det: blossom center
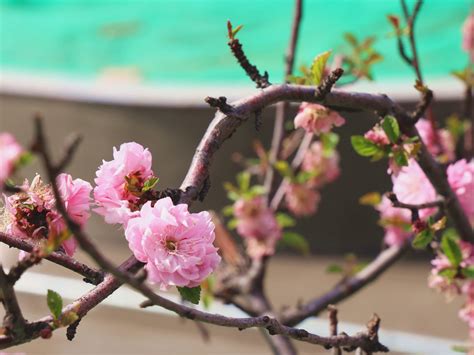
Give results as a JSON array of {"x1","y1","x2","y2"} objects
[{"x1": 165, "y1": 238, "x2": 178, "y2": 252}]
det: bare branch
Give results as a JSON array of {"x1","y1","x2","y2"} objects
[{"x1": 0, "y1": 265, "x2": 26, "y2": 338}]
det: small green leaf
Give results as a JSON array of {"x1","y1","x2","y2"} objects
[
  {"x1": 438, "y1": 267, "x2": 457, "y2": 279},
  {"x1": 393, "y1": 148, "x2": 409, "y2": 167},
  {"x1": 381, "y1": 116, "x2": 400, "y2": 143},
  {"x1": 61, "y1": 311, "x2": 79, "y2": 326},
  {"x1": 281, "y1": 232, "x2": 310, "y2": 255},
  {"x1": 47, "y1": 289, "x2": 63, "y2": 320},
  {"x1": 310, "y1": 50, "x2": 331, "y2": 85},
  {"x1": 227, "y1": 218, "x2": 238, "y2": 230},
  {"x1": 462, "y1": 266, "x2": 474, "y2": 279},
  {"x1": 236, "y1": 171, "x2": 251, "y2": 192},
  {"x1": 276, "y1": 213, "x2": 296, "y2": 228},
  {"x1": 412, "y1": 229, "x2": 433, "y2": 249},
  {"x1": 452, "y1": 344, "x2": 469, "y2": 353},
  {"x1": 359, "y1": 192, "x2": 382, "y2": 206},
  {"x1": 441, "y1": 234, "x2": 463, "y2": 267},
  {"x1": 222, "y1": 205, "x2": 234, "y2": 217},
  {"x1": 15, "y1": 151, "x2": 34, "y2": 169},
  {"x1": 249, "y1": 185, "x2": 266, "y2": 196},
  {"x1": 350, "y1": 136, "x2": 381, "y2": 157},
  {"x1": 295, "y1": 170, "x2": 318, "y2": 184},
  {"x1": 326, "y1": 264, "x2": 343, "y2": 273},
  {"x1": 177, "y1": 286, "x2": 201, "y2": 305},
  {"x1": 274, "y1": 160, "x2": 293, "y2": 179},
  {"x1": 142, "y1": 177, "x2": 159, "y2": 192},
  {"x1": 232, "y1": 24, "x2": 243, "y2": 38},
  {"x1": 320, "y1": 132, "x2": 339, "y2": 154}
]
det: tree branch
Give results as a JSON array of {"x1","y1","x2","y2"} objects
[{"x1": 0, "y1": 232, "x2": 104, "y2": 285}]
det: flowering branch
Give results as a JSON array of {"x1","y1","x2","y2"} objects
[{"x1": 386, "y1": 192, "x2": 445, "y2": 211}]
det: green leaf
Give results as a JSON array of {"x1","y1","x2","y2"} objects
[
  {"x1": 15, "y1": 151, "x2": 34, "y2": 169},
  {"x1": 142, "y1": 177, "x2": 159, "y2": 192},
  {"x1": 326, "y1": 264, "x2": 343, "y2": 273},
  {"x1": 276, "y1": 213, "x2": 296, "y2": 228},
  {"x1": 47, "y1": 289, "x2": 63, "y2": 320},
  {"x1": 232, "y1": 24, "x2": 243, "y2": 38},
  {"x1": 222, "y1": 205, "x2": 234, "y2": 217},
  {"x1": 359, "y1": 192, "x2": 382, "y2": 206},
  {"x1": 295, "y1": 170, "x2": 317, "y2": 184},
  {"x1": 452, "y1": 344, "x2": 469, "y2": 353},
  {"x1": 321, "y1": 132, "x2": 339, "y2": 155},
  {"x1": 350, "y1": 136, "x2": 381, "y2": 157},
  {"x1": 280, "y1": 232, "x2": 310, "y2": 255},
  {"x1": 61, "y1": 311, "x2": 79, "y2": 326},
  {"x1": 393, "y1": 148, "x2": 409, "y2": 167},
  {"x1": 274, "y1": 160, "x2": 293, "y2": 179},
  {"x1": 249, "y1": 185, "x2": 267, "y2": 196},
  {"x1": 310, "y1": 50, "x2": 331, "y2": 85},
  {"x1": 462, "y1": 266, "x2": 474, "y2": 279},
  {"x1": 177, "y1": 286, "x2": 201, "y2": 305},
  {"x1": 381, "y1": 116, "x2": 400, "y2": 143},
  {"x1": 438, "y1": 267, "x2": 457, "y2": 279},
  {"x1": 236, "y1": 171, "x2": 251, "y2": 192},
  {"x1": 441, "y1": 234, "x2": 463, "y2": 267},
  {"x1": 411, "y1": 229, "x2": 433, "y2": 249},
  {"x1": 227, "y1": 218, "x2": 238, "y2": 230}
]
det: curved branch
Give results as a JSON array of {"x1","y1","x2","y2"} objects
[{"x1": 281, "y1": 242, "x2": 409, "y2": 327}]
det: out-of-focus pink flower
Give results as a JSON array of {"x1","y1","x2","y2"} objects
[
  {"x1": 94, "y1": 142, "x2": 155, "y2": 226},
  {"x1": 392, "y1": 159, "x2": 437, "y2": 219},
  {"x1": 3, "y1": 174, "x2": 91, "y2": 256},
  {"x1": 0, "y1": 133, "x2": 23, "y2": 187},
  {"x1": 301, "y1": 142, "x2": 340, "y2": 188},
  {"x1": 233, "y1": 196, "x2": 281, "y2": 258},
  {"x1": 364, "y1": 125, "x2": 390, "y2": 146},
  {"x1": 463, "y1": 12, "x2": 474, "y2": 61},
  {"x1": 284, "y1": 183, "x2": 320, "y2": 217},
  {"x1": 125, "y1": 198, "x2": 220, "y2": 290},
  {"x1": 447, "y1": 159, "x2": 474, "y2": 224},
  {"x1": 416, "y1": 119, "x2": 455, "y2": 161},
  {"x1": 294, "y1": 103, "x2": 345, "y2": 135},
  {"x1": 376, "y1": 196, "x2": 411, "y2": 246}
]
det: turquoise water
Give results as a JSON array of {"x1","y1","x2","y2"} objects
[{"x1": 0, "y1": 0, "x2": 471, "y2": 85}]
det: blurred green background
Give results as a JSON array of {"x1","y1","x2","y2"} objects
[{"x1": 0, "y1": 0, "x2": 470, "y2": 85}]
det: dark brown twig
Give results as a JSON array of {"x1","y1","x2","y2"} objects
[{"x1": 227, "y1": 21, "x2": 271, "y2": 89}]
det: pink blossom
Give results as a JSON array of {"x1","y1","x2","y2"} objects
[
  {"x1": 233, "y1": 196, "x2": 281, "y2": 258},
  {"x1": 463, "y1": 12, "x2": 474, "y2": 61},
  {"x1": 364, "y1": 125, "x2": 390, "y2": 146},
  {"x1": 2, "y1": 174, "x2": 91, "y2": 256},
  {"x1": 294, "y1": 103, "x2": 345, "y2": 135},
  {"x1": 301, "y1": 142, "x2": 340, "y2": 188},
  {"x1": 125, "y1": 198, "x2": 220, "y2": 290},
  {"x1": 392, "y1": 159, "x2": 437, "y2": 219},
  {"x1": 94, "y1": 142, "x2": 155, "y2": 226},
  {"x1": 416, "y1": 119, "x2": 455, "y2": 161},
  {"x1": 0, "y1": 133, "x2": 23, "y2": 187},
  {"x1": 447, "y1": 159, "x2": 474, "y2": 224},
  {"x1": 284, "y1": 183, "x2": 320, "y2": 217}
]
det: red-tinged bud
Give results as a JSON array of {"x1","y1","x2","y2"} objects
[
  {"x1": 387, "y1": 15, "x2": 400, "y2": 29},
  {"x1": 412, "y1": 219, "x2": 428, "y2": 234},
  {"x1": 40, "y1": 326, "x2": 53, "y2": 339}
]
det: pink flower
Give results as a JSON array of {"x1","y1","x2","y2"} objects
[
  {"x1": 2, "y1": 174, "x2": 91, "y2": 256},
  {"x1": 447, "y1": 159, "x2": 474, "y2": 224},
  {"x1": 301, "y1": 142, "x2": 340, "y2": 188},
  {"x1": 416, "y1": 119, "x2": 455, "y2": 161},
  {"x1": 233, "y1": 196, "x2": 281, "y2": 258},
  {"x1": 463, "y1": 12, "x2": 474, "y2": 62},
  {"x1": 284, "y1": 183, "x2": 320, "y2": 217},
  {"x1": 125, "y1": 198, "x2": 220, "y2": 290},
  {"x1": 392, "y1": 159, "x2": 437, "y2": 219},
  {"x1": 0, "y1": 133, "x2": 23, "y2": 187},
  {"x1": 364, "y1": 125, "x2": 390, "y2": 146},
  {"x1": 294, "y1": 103, "x2": 345, "y2": 135},
  {"x1": 94, "y1": 142, "x2": 155, "y2": 226}
]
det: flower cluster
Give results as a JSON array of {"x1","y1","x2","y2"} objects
[
  {"x1": 294, "y1": 103, "x2": 345, "y2": 135},
  {"x1": 125, "y1": 198, "x2": 220, "y2": 290},
  {"x1": 94, "y1": 142, "x2": 220, "y2": 290},
  {"x1": 0, "y1": 133, "x2": 23, "y2": 187},
  {"x1": 428, "y1": 237, "x2": 474, "y2": 339},
  {"x1": 284, "y1": 140, "x2": 341, "y2": 217},
  {"x1": 447, "y1": 159, "x2": 474, "y2": 224},
  {"x1": 2, "y1": 174, "x2": 92, "y2": 256},
  {"x1": 233, "y1": 196, "x2": 281, "y2": 259}
]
